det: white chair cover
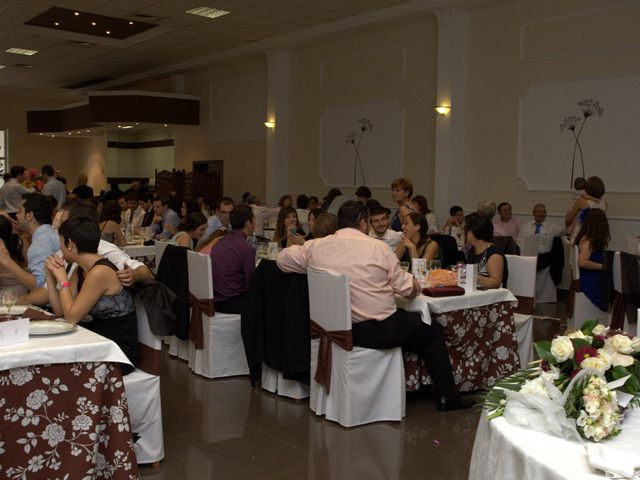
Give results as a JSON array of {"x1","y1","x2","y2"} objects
[
  {"x1": 261, "y1": 362, "x2": 309, "y2": 400},
  {"x1": 505, "y1": 255, "x2": 535, "y2": 367},
  {"x1": 123, "y1": 298, "x2": 164, "y2": 464},
  {"x1": 522, "y1": 235, "x2": 540, "y2": 257},
  {"x1": 307, "y1": 268, "x2": 405, "y2": 427},
  {"x1": 535, "y1": 266, "x2": 557, "y2": 303},
  {"x1": 570, "y1": 246, "x2": 609, "y2": 329},
  {"x1": 626, "y1": 236, "x2": 640, "y2": 255},
  {"x1": 186, "y1": 250, "x2": 249, "y2": 378},
  {"x1": 153, "y1": 241, "x2": 168, "y2": 275}
]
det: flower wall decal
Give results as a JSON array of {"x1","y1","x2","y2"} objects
[
  {"x1": 560, "y1": 99, "x2": 604, "y2": 188},
  {"x1": 345, "y1": 117, "x2": 373, "y2": 185}
]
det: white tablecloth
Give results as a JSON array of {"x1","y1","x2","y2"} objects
[
  {"x1": 0, "y1": 325, "x2": 132, "y2": 371},
  {"x1": 469, "y1": 408, "x2": 640, "y2": 480},
  {"x1": 398, "y1": 288, "x2": 517, "y2": 325}
]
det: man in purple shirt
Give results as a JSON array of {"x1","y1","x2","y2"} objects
[{"x1": 210, "y1": 204, "x2": 256, "y2": 313}]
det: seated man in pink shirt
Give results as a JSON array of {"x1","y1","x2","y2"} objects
[
  {"x1": 276, "y1": 201, "x2": 474, "y2": 411},
  {"x1": 493, "y1": 201, "x2": 521, "y2": 238}
]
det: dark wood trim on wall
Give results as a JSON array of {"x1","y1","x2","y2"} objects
[{"x1": 107, "y1": 139, "x2": 174, "y2": 149}]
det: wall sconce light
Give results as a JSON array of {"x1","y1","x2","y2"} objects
[
  {"x1": 434, "y1": 106, "x2": 451, "y2": 116},
  {"x1": 264, "y1": 121, "x2": 275, "y2": 128}
]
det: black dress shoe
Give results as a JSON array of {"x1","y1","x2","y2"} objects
[{"x1": 437, "y1": 396, "x2": 476, "y2": 412}]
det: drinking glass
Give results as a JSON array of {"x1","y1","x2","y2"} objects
[
  {"x1": 256, "y1": 244, "x2": 268, "y2": 259},
  {"x1": 3, "y1": 290, "x2": 17, "y2": 318}
]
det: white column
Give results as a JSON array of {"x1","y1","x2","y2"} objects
[
  {"x1": 434, "y1": 9, "x2": 469, "y2": 221},
  {"x1": 265, "y1": 49, "x2": 291, "y2": 206}
]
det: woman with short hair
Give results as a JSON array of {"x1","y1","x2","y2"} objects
[
  {"x1": 464, "y1": 213, "x2": 507, "y2": 288},
  {"x1": 390, "y1": 177, "x2": 415, "y2": 231}
]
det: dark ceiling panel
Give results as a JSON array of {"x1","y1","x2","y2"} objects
[{"x1": 25, "y1": 7, "x2": 156, "y2": 40}]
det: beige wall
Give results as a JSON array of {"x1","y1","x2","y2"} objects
[
  {"x1": 288, "y1": 17, "x2": 438, "y2": 206},
  {"x1": 0, "y1": 94, "x2": 87, "y2": 183},
  {"x1": 464, "y1": 0, "x2": 640, "y2": 219}
]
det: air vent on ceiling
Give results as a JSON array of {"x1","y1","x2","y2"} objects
[
  {"x1": 67, "y1": 40, "x2": 93, "y2": 47},
  {"x1": 63, "y1": 77, "x2": 111, "y2": 89}
]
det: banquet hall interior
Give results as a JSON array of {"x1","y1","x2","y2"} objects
[{"x1": 1, "y1": 0, "x2": 640, "y2": 479}]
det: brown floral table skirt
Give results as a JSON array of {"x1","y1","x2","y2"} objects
[
  {"x1": 0, "y1": 362, "x2": 139, "y2": 479},
  {"x1": 404, "y1": 301, "x2": 520, "y2": 392}
]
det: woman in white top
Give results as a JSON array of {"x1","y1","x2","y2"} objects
[{"x1": 566, "y1": 176, "x2": 607, "y2": 244}]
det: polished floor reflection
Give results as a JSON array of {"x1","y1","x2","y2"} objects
[{"x1": 140, "y1": 349, "x2": 483, "y2": 480}]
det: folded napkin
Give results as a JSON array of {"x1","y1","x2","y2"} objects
[
  {"x1": 586, "y1": 443, "x2": 640, "y2": 479},
  {"x1": 22, "y1": 308, "x2": 55, "y2": 320},
  {"x1": 422, "y1": 286, "x2": 465, "y2": 297}
]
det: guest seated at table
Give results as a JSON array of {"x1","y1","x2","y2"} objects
[
  {"x1": 516, "y1": 203, "x2": 563, "y2": 254},
  {"x1": 575, "y1": 209, "x2": 610, "y2": 312},
  {"x1": 273, "y1": 206, "x2": 306, "y2": 248},
  {"x1": 390, "y1": 178, "x2": 415, "y2": 231},
  {"x1": 308, "y1": 196, "x2": 319, "y2": 210},
  {"x1": 477, "y1": 200, "x2": 497, "y2": 219},
  {"x1": 566, "y1": 175, "x2": 607, "y2": 244},
  {"x1": 310, "y1": 212, "x2": 338, "y2": 239},
  {"x1": 123, "y1": 192, "x2": 144, "y2": 231},
  {"x1": 369, "y1": 206, "x2": 401, "y2": 251},
  {"x1": 0, "y1": 193, "x2": 59, "y2": 290},
  {"x1": 355, "y1": 185, "x2": 372, "y2": 204},
  {"x1": 200, "y1": 197, "x2": 234, "y2": 247},
  {"x1": 0, "y1": 216, "x2": 27, "y2": 297},
  {"x1": 99, "y1": 200, "x2": 127, "y2": 247},
  {"x1": 18, "y1": 199, "x2": 153, "y2": 306},
  {"x1": 396, "y1": 213, "x2": 441, "y2": 264},
  {"x1": 139, "y1": 193, "x2": 155, "y2": 228},
  {"x1": 465, "y1": 213, "x2": 508, "y2": 288},
  {"x1": 44, "y1": 216, "x2": 138, "y2": 374},
  {"x1": 277, "y1": 200, "x2": 474, "y2": 411},
  {"x1": 442, "y1": 205, "x2": 465, "y2": 234},
  {"x1": 305, "y1": 208, "x2": 324, "y2": 241},
  {"x1": 278, "y1": 194, "x2": 293, "y2": 208},
  {"x1": 412, "y1": 195, "x2": 440, "y2": 233},
  {"x1": 169, "y1": 211, "x2": 208, "y2": 249},
  {"x1": 150, "y1": 195, "x2": 180, "y2": 240},
  {"x1": 493, "y1": 202, "x2": 521, "y2": 238},
  {"x1": 210, "y1": 204, "x2": 256, "y2": 314}
]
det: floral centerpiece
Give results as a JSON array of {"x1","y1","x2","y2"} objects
[{"x1": 485, "y1": 320, "x2": 640, "y2": 442}]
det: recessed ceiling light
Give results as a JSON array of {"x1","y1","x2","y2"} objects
[
  {"x1": 185, "y1": 6, "x2": 230, "y2": 19},
  {"x1": 74, "y1": 12, "x2": 79, "y2": 16},
  {"x1": 39, "y1": 133, "x2": 43, "y2": 136},
  {"x1": 54, "y1": 22, "x2": 60, "y2": 26},
  {"x1": 105, "y1": 30, "x2": 111, "y2": 35},
  {"x1": 0, "y1": 65, "x2": 5, "y2": 70},
  {"x1": 6, "y1": 47, "x2": 38, "y2": 56},
  {"x1": 121, "y1": 125, "x2": 134, "y2": 129},
  {"x1": 67, "y1": 132, "x2": 71, "y2": 135},
  {"x1": 85, "y1": 129, "x2": 90, "y2": 132},
  {"x1": 51, "y1": 134, "x2": 55, "y2": 138},
  {"x1": 163, "y1": 124, "x2": 168, "y2": 127},
  {"x1": 91, "y1": 22, "x2": 96, "y2": 26},
  {"x1": 129, "y1": 21, "x2": 134, "y2": 25}
]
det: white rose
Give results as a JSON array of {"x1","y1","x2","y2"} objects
[
  {"x1": 592, "y1": 324, "x2": 609, "y2": 336},
  {"x1": 597, "y1": 350, "x2": 611, "y2": 371},
  {"x1": 631, "y1": 337, "x2": 640, "y2": 353},
  {"x1": 551, "y1": 337, "x2": 574, "y2": 362},
  {"x1": 606, "y1": 335, "x2": 634, "y2": 354},
  {"x1": 581, "y1": 356, "x2": 608, "y2": 372}
]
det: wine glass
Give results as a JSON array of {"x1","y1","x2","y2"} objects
[{"x1": 3, "y1": 290, "x2": 17, "y2": 318}]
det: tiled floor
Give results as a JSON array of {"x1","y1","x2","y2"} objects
[{"x1": 139, "y1": 349, "x2": 484, "y2": 480}]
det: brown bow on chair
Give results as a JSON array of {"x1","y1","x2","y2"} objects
[
  {"x1": 188, "y1": 293, "x2": 215, "y2": 349},
  {"x1": 310, "y1": 320, "x2": 353, "y2": 395},
  {"x1": 565, "y1": 279, "x2": 581, "y2": 318}
]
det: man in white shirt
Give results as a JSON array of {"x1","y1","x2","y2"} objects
[
  {"x1": 516, "y1": 203, "x2": 563, "y2": 254},
  {"x1": 248, "y1": 194, "x2": 278, "y2": 238},
  {"x1": 517, "y1": 203, "x2": 564, "y2": 303},
  {"x1": 369, "y1": 206, "x2": 401, "y2": 251},
  {"x1": 0, "y1": 165, "x2": 29, "y2": 215},
  {"x1": 41, "y1": 164, "x2": 66, "y2": 210}
]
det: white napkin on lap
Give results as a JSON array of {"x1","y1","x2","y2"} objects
[{"x1": 586, "y1": 443, "x2": 640, "y2": 479}]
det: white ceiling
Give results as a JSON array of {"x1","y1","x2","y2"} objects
[{"x1": 0, "y1": 0, "x2": 419, "y2": 94}]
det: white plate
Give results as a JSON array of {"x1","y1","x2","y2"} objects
[{"x1": 29, "y1": 320, "x2": 77, "y2": 336}]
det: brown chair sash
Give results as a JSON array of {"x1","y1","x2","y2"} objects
[
  {"x1": 188, "y1": 293, "x2": 215, "y2": 350},
  {"x1": 565, "y1": 278, "x2": 581, "y2": 318},
  {"x1": 138, "y1": 343, "x2": 161, "y2": 375},
  {"x1": 610, "y1": 290, "x2": 626, "y2": 331},
  {"x1": 514, "y1": 295, "x2": 534, "y2": 315},
  {"x1": 310, "y1": 319, "x2": 353, "y2": 395}
]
